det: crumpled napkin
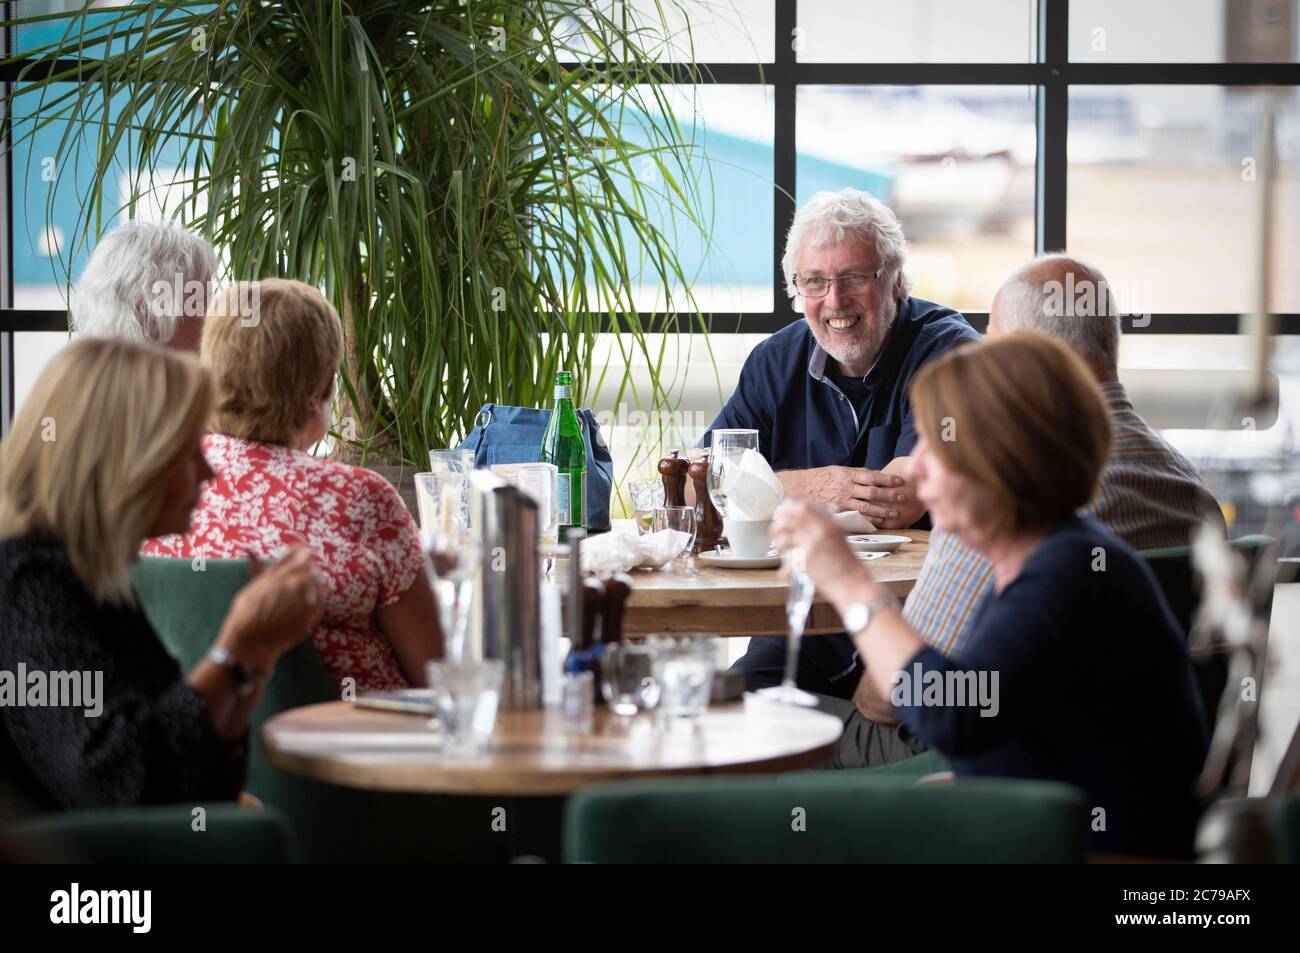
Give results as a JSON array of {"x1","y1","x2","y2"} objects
[
  {"x1": 721, "y1": 448, "x2": 784, "y2": 521},
  {"x1": 832, "y1": 510, "x2": 878, "y2": 533},
  {"x1": 580, "y1": 528, "x2": 692, "y2": 573}
]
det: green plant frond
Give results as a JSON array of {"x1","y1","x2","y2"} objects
[{"x1": 3, "y1": 0, "x2": 715, "y2": 465}]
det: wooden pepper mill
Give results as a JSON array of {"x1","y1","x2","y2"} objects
[
  {"x1": 689, "y1": 451, "x2": 724, "y2": 554},
  {"x1": 657, "y1": 450, "x2": 689, "y2": 507}
]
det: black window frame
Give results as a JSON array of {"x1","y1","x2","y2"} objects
[{"x1": 1, "y1": 0, "x2": 1299, "y2": 433}]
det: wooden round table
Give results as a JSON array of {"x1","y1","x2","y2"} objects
[
  {"x1": 622, "y1": 528, "x2": 929, "y2": 636},
  {"x1": 262, "y1": 700, "x2": 844, "y2": 797}
]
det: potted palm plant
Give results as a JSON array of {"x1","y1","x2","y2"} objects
[{"x1": 3, "y1": 1, "x2": 709, "y2": 489}]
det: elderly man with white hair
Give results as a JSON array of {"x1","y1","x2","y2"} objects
[
  {"x1": 823, "y1": 252, "x2": 1226, "y2": 769},
  {"x1": 71, "y1": 220, "x2": 218, "y2": 351},
  {"x1": 701, "y1": 188, "x2": 978, "y2": 698}
]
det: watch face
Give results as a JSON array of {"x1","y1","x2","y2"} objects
[{"x1": 843, "y1": 604, "x2": 868, "y2": 634}]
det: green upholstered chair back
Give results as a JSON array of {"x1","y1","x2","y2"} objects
[
  {"x1": 0, "y1": 803, "x2": 296, "y2": 863},
  {"x1": 564, "y1": 774, "x2": 1087, "y2": 864},
  {"x1": 129, "y1": 556, "x2": 511, "y2": 862},
  {"x1": 130, "y1": 556, "x2": 338, "y2": 799}
]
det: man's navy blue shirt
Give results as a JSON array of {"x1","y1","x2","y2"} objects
[{"x1": 702, "y1": 296, "x2": 978, "y2": 471}]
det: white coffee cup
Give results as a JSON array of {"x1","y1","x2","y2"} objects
[{"x1": 724, "y1": 518, "x2": 773, "y2": 558}]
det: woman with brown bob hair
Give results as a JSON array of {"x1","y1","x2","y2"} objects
[
  {"x1": 773, "y1": 332, "x2": 1209, "y2": 858},
  {"x1": 142, "y1": 278, "x2": 441, "y2": 693}
]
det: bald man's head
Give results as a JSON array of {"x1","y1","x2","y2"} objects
[{"x1": 988, "y1": 253, "x2": 1120, "y2": 381}]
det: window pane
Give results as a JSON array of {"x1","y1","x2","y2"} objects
[
  {"x1": 1119, "y1": 334, "x2": 1300, "y2": 545},
  {"x1": 796, "y1": 86, "x2": 1037, "y2": 312},
  {"x1": 10, "y1": 79, "x2": 206, "y2": 311},
  {"x1": 595, "y1": 85, "x2": 774, "y2": 313},
  {"x1": 797, "y1": 0, "x2": 1035, "y2": 63},
  {"x1": 12, "y1": 333, "x2": 70, "y2": 419},
  {"x1": 1067, "y1": 86, "x2": 1299, "y2": 313},
  {"x1": 1071, "y1": 0, "x2": 1299, "y2": 63},
  {"x1": 556, "y1": 0, "x2": 775, "y2": 62}
]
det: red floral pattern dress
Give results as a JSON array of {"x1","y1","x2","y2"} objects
[{"x1": 142, "y1": 433, "x2": 423, "y2": 694}]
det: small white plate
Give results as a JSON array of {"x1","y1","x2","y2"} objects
[
  {"x1": 855, "y1": 551, "x2": 890, "y2": 561},
  {"x1": 847, "y1": 534, "x2": 911, "y2": 554},
  {"x1": 698, "y1": 548, "x2": 781, "y2": 570}
]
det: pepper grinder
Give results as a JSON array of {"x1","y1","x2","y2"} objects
[
  {"x1": 657, "y1": 450, "x2": 689, "y2": 508},
  {"x1": 688, "y1": 452, "x2": 724, "y2": 554},
  {"x1": 600, "y1": 572, "x2": 634, "y2": 646}
]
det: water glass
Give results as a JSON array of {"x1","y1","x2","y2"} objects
[
  {"x1": 426, "y1": 659, "x2": 503, "y2": 755},
  {"x1": 652, "y1": 636, "x2": 716, "y2": 719},
  {"x1": 517, "y1": 462, "x2": 560, "y2": 549},
  {"x1": 562, "y1": 670, "x2": 595, "y2": 732},
  {"x1": 415, "y1": 470, "x2": 469, "y2": 535},
  {"x1": 652, "y1": 506, "x2": 697, "y2": 557},
  {"x1": 600, "y1": 642, "x2": 661, "y2": 716},
  {"x1": 706, "y1": 429, "x2": 759, "y2": 520},
  {"x1": 629, "y1": 479, "x2": 665, "y2": 535},
  {"x1": 428, "y1": 449, "x2": 474, "y2": 528}
]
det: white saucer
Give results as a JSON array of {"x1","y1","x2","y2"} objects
[
  {"x1": 698, "y1": 548, "x2": 781, "y2": 570},
  {"x1": 855, "y1": 551, "x2": 890, "y2": 561},
  {"x1": 847, "y1": 534, "x2": 911, "y2": 554}
]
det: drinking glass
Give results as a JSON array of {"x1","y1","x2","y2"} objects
[
  {"x1": 417, "y1": 468, "x2": 482, "y2": 662},
  {"x1": 755, "y1": 547, "x2": 820, "y2": 707},
  {"x1": 429, "y1": 449, "x2": 475, "y2": 529},
  {"x1": 600, "y1": 642, "x2": 661, "y2": 716},
  {"x1": 651, "y1": 506, "x2": 697, "y2": 557},
  {"x1": 562, "y1": 670, "x2": 595, "y2": 732},
  {"x1": 706, "y1": 429, "x2": 759, "y2": 520},
  {"x1": 415, "y1": 470, "x2": 469, "y2": 535},
  {"x1": 517, "y1": 463, "x2": 560, "y2": 569},
  {"x1": 629, "y1": 479, "x2": 666, "y2": 535},
  {"x1": 653, "y1": 636, "x2": 716, "y2": 719},
  {"x1": 426, "y1": 659, "x2": 503, "y2": 755}
]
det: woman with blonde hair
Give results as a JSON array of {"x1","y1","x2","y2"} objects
[
  {"x1": 143, "y1": 278, "x2": 442, "y2": 693},
  {"x1": 0, "y1": 338, "x2": 322, "y2": 813},
  {"x1": 773, "y1": 332, "x2": 1209, "y2": 858}
]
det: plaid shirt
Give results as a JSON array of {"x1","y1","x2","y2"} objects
[{"x1": 903, "y1": 380, "x2": 1226, "y2": 656}]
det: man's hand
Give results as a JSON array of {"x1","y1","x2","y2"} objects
[
  {"x1": 777, "y1": 459, "x2": 922, "y2": 529},
  {"x1": 852, "y1": 670, "x2": 900, "y2": 725}
]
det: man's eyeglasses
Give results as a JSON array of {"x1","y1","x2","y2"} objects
[{"x1": 792, "y1": 266, "x2": 884, "y2": 298}]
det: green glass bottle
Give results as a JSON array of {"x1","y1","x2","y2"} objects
[{"x1": 540, "y1": 370, "x2": 586, "y2": 532}]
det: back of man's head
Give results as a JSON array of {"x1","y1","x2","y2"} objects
[
  {"x1": 990, "y1": 253, "x2": 1120, "y2": 380},
  {"x1": 71, "y1": 221, "x2": 217, "y2": 350}
]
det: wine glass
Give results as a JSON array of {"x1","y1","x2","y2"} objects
[
  {"x1": 706, "y1": 429, "x2": 759, "y2": 520},
  {"x1": 755, "y1": 546, "x2": 820, "y2": 707},
  {"x1": 423, "y1": 529, "x2": 482, "y2": 665},
  {"x1": 416, "y1": 469, "x2": 482, "y2": 663}
]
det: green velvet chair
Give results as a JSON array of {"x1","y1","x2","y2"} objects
[
  {"x1": 564, "y1": 773, "x2": 1087, "y2": 863},
  {"x1": 0, "y1": 804, "x2": 295, "y2": 863},
  {"x1": 130, "y1": 556, "x2": 511, "y2": 863}
]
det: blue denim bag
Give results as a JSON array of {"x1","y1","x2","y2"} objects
[{"x1": 456, "y1": 403, "x2": 614, "y2": 532}]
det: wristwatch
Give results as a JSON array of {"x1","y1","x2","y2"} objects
[
  {"x1": 206, "y1": 646, "x2": 262, "y2": 698},
  {"x1": 841, "y1": 594, "x2": 900, "y2": 638}
]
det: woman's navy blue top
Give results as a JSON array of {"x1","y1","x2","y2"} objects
[{"x1": 895, "y1": 515, "x2": 1210, "y2": 858}]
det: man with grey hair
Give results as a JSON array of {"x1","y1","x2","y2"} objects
[
  {"x1": 826, "y1": 252, "x2": 1225, "y2": 768},
  {"x1": 700, "y1": 188, "x2": 977, "y2": 698},
  {"x1": 71, "y1": 221, "x2": 218, "y2": 351}
]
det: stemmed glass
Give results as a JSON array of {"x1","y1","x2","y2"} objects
[
  {"x1": 757, "y1": 546, "x2": 820, "y2": 706},
  {"x1": 706, "y1": 429, "x2": 760, "y2": 524},
  {"x1": 416, "y1": 469, "x2": 481, "y2": 664}
]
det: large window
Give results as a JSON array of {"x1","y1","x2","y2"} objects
[{"x1": 3, "y1": 0, "x2": 1299, "y2": 428}]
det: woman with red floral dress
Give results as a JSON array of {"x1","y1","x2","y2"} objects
[{"x1": 143, "y1": 279, "x2": 442, "y2": 694}]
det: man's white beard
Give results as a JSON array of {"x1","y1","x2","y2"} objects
[{"x1": 812, "y1": 296, "x2": 898, "y2": 372}]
